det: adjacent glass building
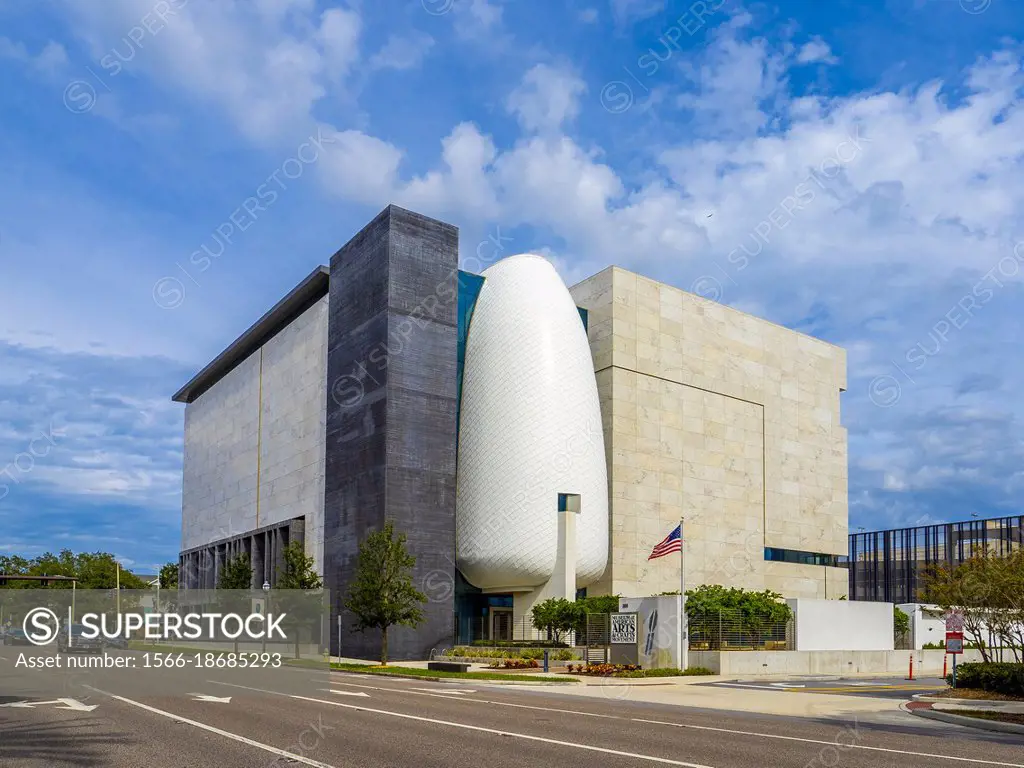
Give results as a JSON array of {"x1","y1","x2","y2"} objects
[{"x1": 848, "y1": 515, "x2": 1024, "y2": 603}]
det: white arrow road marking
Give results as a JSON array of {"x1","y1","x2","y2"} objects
[
  {"x1": 327, "y1": 690, "x2": 369, "y2": 697},
  {"x1": 0, "y1": 698, "x2": 97, "y2": 712},
  {"x1": 189, "y1": 694, "x2": 232, "y2": 703},
  {"x1": 83, "y1": 687, "x2": 336, "y2": 768}
]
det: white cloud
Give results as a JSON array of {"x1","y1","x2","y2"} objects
[
  {"x1": 0, "y1": 37, "x2": 68, "y2": 75},
  {"x1": 609, "y1": 0, "x2": 664, "y2": 24},
  {"x1": 506, "y1": 64, "x2": 587, "y2": 133},
  {"x1": 797, "y1": 37, "x2": 838, "y2": 65},
  {"x1": 60, "y1": 0, "x2": 363, "y2": 142},
  {"x1": 317, "y1": 6, "x2": 361, "y2": 80},
  {"x1": 369, "y1": 32, "x2": 434, "y2": 71}
]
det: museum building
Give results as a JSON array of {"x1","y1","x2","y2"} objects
[{"x1": 174, "y1": 205, "x2": 850, "y2": 660}]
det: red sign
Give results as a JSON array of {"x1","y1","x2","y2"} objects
[
  {"x1": 946, "y1": 630, "x2": 964, "y2": 654},
  {"x1": 945, "y1": 612, "x2": 965, "y2": 632}
]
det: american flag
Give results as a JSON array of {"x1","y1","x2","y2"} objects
[{"x1": 648, "y1": 524, "x2": 682, "y2": 560}]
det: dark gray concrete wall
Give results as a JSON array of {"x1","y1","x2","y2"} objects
[{"x1": 325, "y1": 205, "x2": 458, "y2": 661}]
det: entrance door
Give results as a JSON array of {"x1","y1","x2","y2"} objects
[{"x1": 491, "y1": 609, "x2": 513, "y2": 642}]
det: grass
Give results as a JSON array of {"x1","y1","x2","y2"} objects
[
  {"x1": 950, "y1": 710, "x2": 1024, "y2": 726},
  {"x1": 330, "y1": 662, "x2": 574, "y2": 683}
]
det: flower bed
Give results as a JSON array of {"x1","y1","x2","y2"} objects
[{"x1": 487, "y1": 658, "x2": 541, "y2": 670}]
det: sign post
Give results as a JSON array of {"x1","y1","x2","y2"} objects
[{"x1": 944, "y1": 611, "x2": 964, "y2": 688}]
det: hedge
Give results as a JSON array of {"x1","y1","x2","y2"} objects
[{"x1": 948, "y1": 663, "x2": 1024, "y2": 697}]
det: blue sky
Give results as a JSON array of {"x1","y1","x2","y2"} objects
[{"x1": 0, "y1": 0, "x2": 1022, "y2": 572}]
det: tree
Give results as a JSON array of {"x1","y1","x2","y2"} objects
[
  {"x1": 217, "y1": 554, "x2": 253, "y2": 590},
  {"x1": 277, "y1": 542, "x2": 323, "y2": 658},
  {"x1": 278, "y1": 542, "x2": 323, "y2": 589},
  {"x1": 530, "y1": 598, "x2": 580, "y2": 644},
  {"x1": 159, "y1": 563, "x2": 179, "y2": 590},
  {"x1": 344, "y1": 522, "x2": 426, "y2": 664},
  {"x1": 684, "y1": 585, "x2": 793, "y2": 649},
  {"x1": 217, "y1": 554, "x2": 253, "y2": 653},
  {"x1": 925, "y1": 548, "x2": 1024, "y2": 663},
  {"x1": 573, "y1": 594, "x2": 621, "y2": 642},
  {"x1": 894, "y1": 606, "x2": 911, "y2": 645}
]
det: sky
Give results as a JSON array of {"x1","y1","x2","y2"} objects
[{"x1": 0, "y1": 0, "x2": 1022, "y2": 573}]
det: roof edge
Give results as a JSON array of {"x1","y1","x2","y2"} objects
[{"x1": 172, "y1": 265, "x2": 330, "y2": 404}]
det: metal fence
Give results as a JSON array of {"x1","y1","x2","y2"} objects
[{"x1": 687, "y1": 609, "x2": 793, "y2": 651}]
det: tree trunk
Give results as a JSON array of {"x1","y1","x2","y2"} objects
[{"x1": 381, "y1": 626, "x2": 388, "y2": 665}]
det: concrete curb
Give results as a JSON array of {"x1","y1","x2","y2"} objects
[
  {"x1": 329, "y1": 669, "x2": 577, "y2": 685},
  {"x1": 912, "y1": 694, "x2": 1024, "y2": 709},
  {"x1": 904, "y1": 703, "x2": 1024, "y2": 735}
]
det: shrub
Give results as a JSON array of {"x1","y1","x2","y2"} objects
[
  {"x1": 553, "y1": 649, "x2": 577, "y2": 661},
  {"x1": 948, "y1": 663, "x2": 1024, "y2": 696},
  {"x1": 682, "y1": 666, "x2": 714, "y2": 676}
]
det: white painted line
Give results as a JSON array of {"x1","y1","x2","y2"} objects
[
  {"x1": 327, "y1": 690, "x2": 369, "y2": 697},
  {"x1": 0, "y1": 698, "x2": 97, "y2": 712},
  {"x1": 712, "y1": 682, "x2": 796, "y2": 691},
  {"x1": 409, "y1": 687, "x2": 472, "y2": 695},
  {"x1": 631, "y1": 718, "x2": 1024, "y2": 767},
  {"x1": 82, "y1": 686, "x2": 336, "y2": 768},
  {"x1": 189, "y1": 693, "x2": 232, "y2": 703},
  {"x1": 322, "y1": 680, "x2": 620, "y2": 718},
  {"x1": 769, "y1": 683, "x2": 805, "y2": 688},
  {"x1": 218, "y1": 681, "x2": 713, "y2": 767}
]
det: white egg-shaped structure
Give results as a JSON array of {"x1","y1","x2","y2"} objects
[{"x1": 456, "y1": 253, "x2": 608, "y2": 591}]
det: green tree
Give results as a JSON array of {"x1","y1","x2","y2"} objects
[
  {"x1": 279, "y1": 542, "x2": 323, "y2": 589},
  {"x1": 344, "y1": 522, "x2": 426, "y2": 664},
  {"x1": 217, "y1": 554, "x2": 253, "y2": 653},
  {"x1": 217, "y1": 554, "x2": 253, "y2": 590},
  {"x1": 530, "y1": 598, "x2": 580, "y2": 644},
  {"x1": 277, "y1": 542, "x2": 323, "y2": 658},
  {"x1": 894, "y1": 606, "x2": 911, "y2": 645},
  {"x1": 684, "y1": 585, "x2": 792, "y2": 649},
  {"x1": 159, "y1": 563, "x2": 179, "y2": 590},
  {"x1": 573, "y1": 594, "x2": 621, "y2": 641}
]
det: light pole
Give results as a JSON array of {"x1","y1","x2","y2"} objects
[{"x1": 262, "y1": 581, "x2": 270, "y2": 654}]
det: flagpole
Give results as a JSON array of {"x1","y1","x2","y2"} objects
[{"x1": 679, "y1": 517, "x2": 688, "y2": 671}]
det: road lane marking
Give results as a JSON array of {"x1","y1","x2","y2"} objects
[
  {"x1": 409, "y1": 687, "x2": 473, "y2": 695},
  {"x1": 322, "y1": 679, "x2": 621, "y2": 718},
  {"x1": 218, "y1": 679, "x2": 1024, "y2": 767},
  {"x1": 189, "y1": 693, "x2": 232, "y2": 703},
  {"x1": 712, "y1": 683, "x2": 798, "y2": 691},
  {"x1": 631, "y1": 718, "x2": 1024, "y2": 767},
  {"x1": 82, "y1": 686, "x2": 337, "y2": 768},
  {"x1": 218, "y1": 682, "x2": 714, "y2": 767},
  {"x1": 327, "y1": 690, "x2": 370, "y2": 697},
  {"x1": 0, "y1": 698, "x2": 97, "y2": 712}
]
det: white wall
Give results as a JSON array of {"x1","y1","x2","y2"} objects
[
  {"x1": 181, "y1": 298, "x2": 328, "y2": 571},
  {"x1": 899, "y1": 603, "x2": 946, "y2": 650},
  {"x1": 690, "y1": 648, "x2": 984, "y2": 676},
  {"x1": 788, "y1": 598, "x2": 893, "y2": 651}
]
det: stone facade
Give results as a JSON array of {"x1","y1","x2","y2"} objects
[
  {"x1": 324, "y1": 205, "x2": 459, "y2": 661},
  {"x1": 180, "y1": 297, "x2": 328, "y2": 581},
  {"x1": 569, "y1": 267, "x2": 848, "y2": 600}
]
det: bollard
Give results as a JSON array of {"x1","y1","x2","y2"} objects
[
  {"x1": 543, "y1": 649, "x2": 549, "y2": 673},
  {"x1": 906, "y1": 654, "x2": 914, "y2": 681},
  {"x1": 943, "y1": 654, "x2": 948, "y2": 680}
]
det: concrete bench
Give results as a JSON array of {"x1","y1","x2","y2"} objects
[{"x1": 427, "y1": 661, "x2": 470, "y2": 673}]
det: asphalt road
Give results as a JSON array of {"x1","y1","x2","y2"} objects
[
  {"x1": 702, "y1": 677, "x2": 949, "y2": 700},
  {"x1": 2, "y1": 651, "x2": 1022, "y2": 767}
]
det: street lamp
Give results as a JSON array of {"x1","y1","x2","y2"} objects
[{"x1": 262, "y1": 581, "x2": 270, "y2": 654}]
